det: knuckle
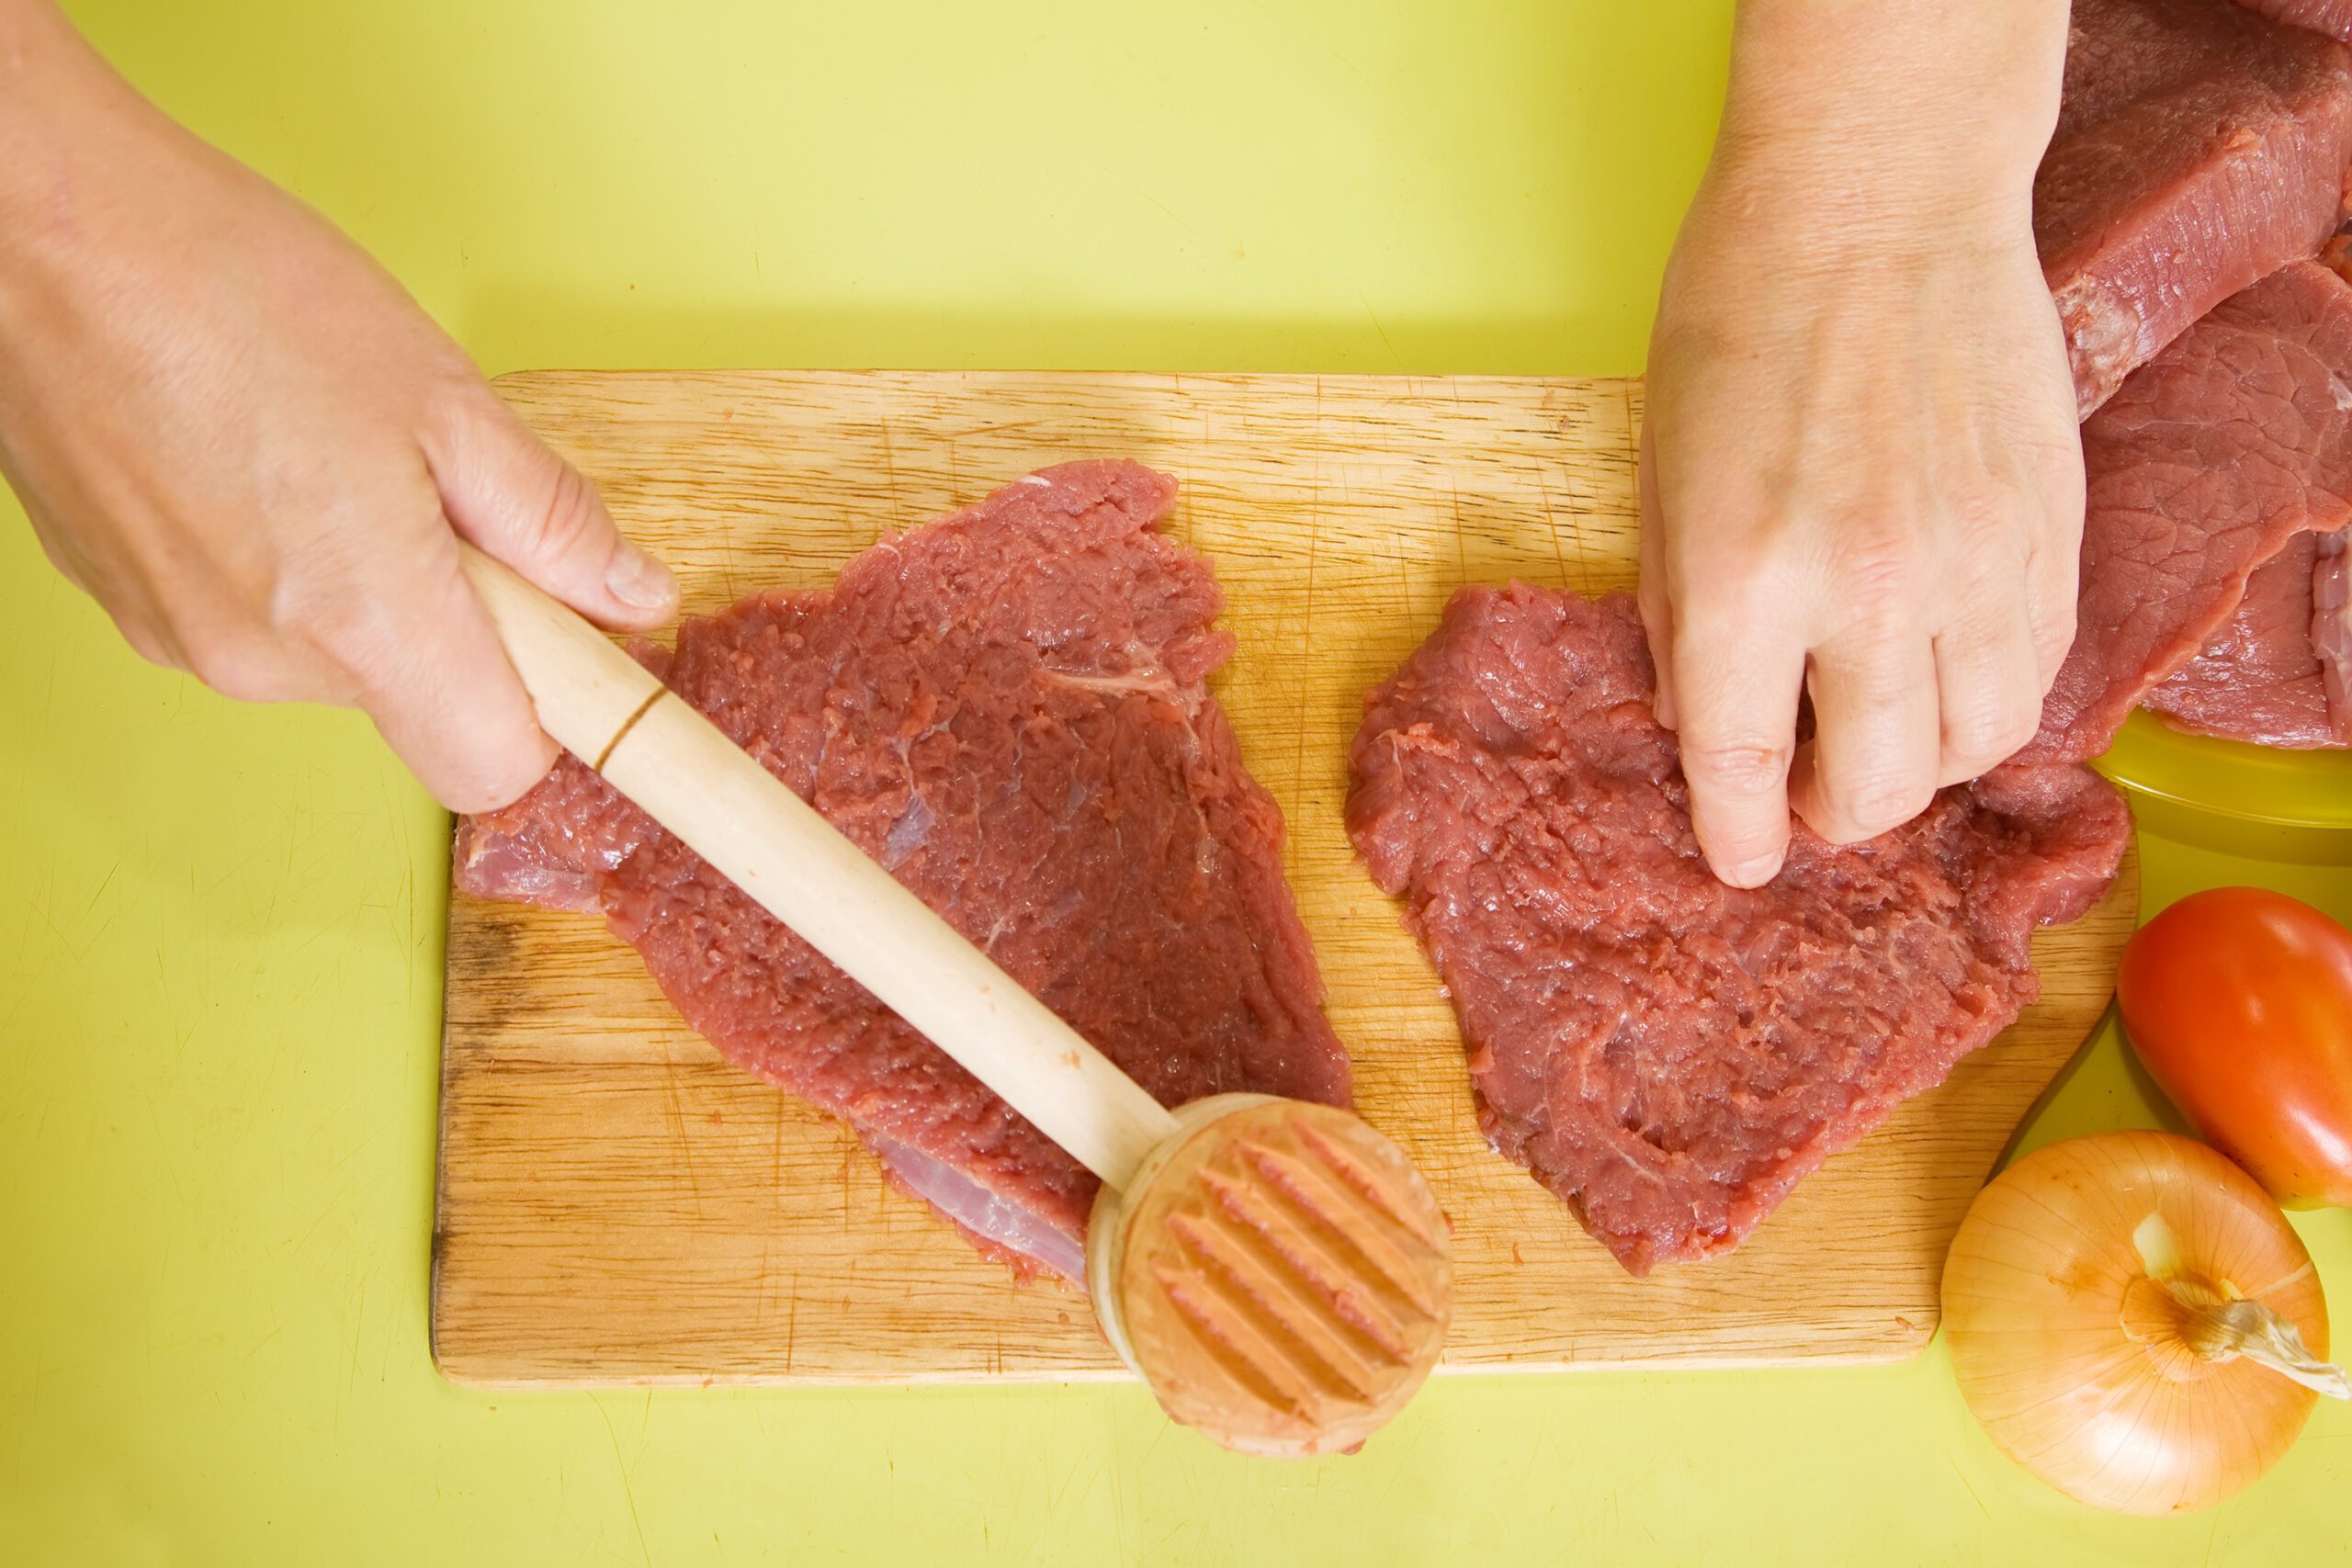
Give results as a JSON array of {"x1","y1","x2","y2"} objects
[
  {"x1": 2035, "y1": 601, "x2": 2079, "y2": 665},
  {"x1": 1706, "y1": 520, "x2": 1789, "y2": 582},
  {"x1": 266, "y1": 558, "x2": 354, "y2": 643},
  {"x1": 1679, "y1": 736, "x2": 1793, "y2": 795},
  {"x1": 1948, "y1": 478, "x2": 2030, "y2": 538},
  {"x1": 1671, "y1": 565, "x2": 1787, "y2": 649},
  {"x1": 186, "y1": 634, "x2": 292, "y2": 703},
  {"x1": 275, "y1": 565, "x2": 398, "y2": 671},
  {"x1": 1945, "y1": 705, "x2": 2039, "y2": 773},
  {"x1": 523, "y1": 460, "x2": 601, "y2": 560},
  {"x1": 443, "y1": 739, "x2": 559, "y2": 816},
  {"x1": 1839, "y1": 534, "x2": 1922, "y2": 621},
  {"x1": 1823, "y1": 772, "x2": 1935, "y2": 838}
]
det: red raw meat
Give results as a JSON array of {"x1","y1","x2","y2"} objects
[
  {"x1": 2023, "y1": 260, "x2": 2352, "y2": 762},
  {"x1": 2145, "y1": 531, "x2": 2349, "y2": 744},
  {"x1": 457, "y1": 461, "x2": 1351, "y2": 1280},
  {"x1": 1346, "y1": 586, "x2": 2129, "y2": 1274},
  {"x1": 2040, "y1": 0, "x2": 2352, "y2": 414},
  {"x1": 2235, "y1": 0, "x2": 2352, "y2": 42}
]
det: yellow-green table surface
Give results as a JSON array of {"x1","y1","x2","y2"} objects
[{"x1": 3, "y1": 5, "x2": 2346, "y2": 1563}]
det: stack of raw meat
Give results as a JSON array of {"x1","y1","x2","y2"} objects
[
  {"x1": 2033, "y1": 0, "x2": 2352, "y2": 752},
  {"x1": 2234, "y1": 1, "x2": 2352, "y2": 45}
]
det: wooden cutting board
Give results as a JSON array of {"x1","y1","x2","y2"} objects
[{"x1": 433, "y1": 370, "x2": 2139, "y2": 1386}]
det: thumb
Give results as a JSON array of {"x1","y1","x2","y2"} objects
[
  {"x1": 424, "y1": 386, "x2": 678, "y2": 628},
  {"x1": 1635, "y1": 419, "x2": 1679, "y2": 730}
]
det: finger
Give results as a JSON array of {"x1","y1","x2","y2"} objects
[
  {"x1": 1790, "y1": 631, "x2": 1940, "y2": 844},
  {"x1": 1670, "y1": 611, "x2": 1806, "y2": 888},
  {"x1": 1931, "y1": 599, "x2": 2043, "y2": 784},
  {"x1": 340, "y1": 541, "x2": 559, "y2": 813},
  {"x1": 2023, "y1": 535, "x2": 2080, "y2": 694},
  {"x1": 2026, "y1": 435, "x2": 2086, "y2": 694},
  {"x1": 1636, "y1": 421, "x2": 1679, "y2": 730},
  {"x1": 422, "y1": 388, "x2": 678, "y2": 629}
]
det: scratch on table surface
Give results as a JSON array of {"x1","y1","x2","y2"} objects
[
  {"x1": 1357, "y1": 286, "x2": 1403, "y2": 370},
  {"x1": 0, "y1": 1355, "x2": 39, "y2": 1492},
  {"x1": 592, "y1": 1392, "x2": 654, "y2": 1567},
  {"x1": 1944, "y1": 1450, "x2": 1991, "y2": 1519},
  {"x1": 80, "y1": 856, "x2": 121, "y2": 919},
  {"x1": 141, "y1": 1095, "x2": 186, "y2": 1207},
  {"x1": 1098, "y1": 163, "x2": 1193, "y2": 237},
  {"x1": 285, "y1": 1179, "x2": 345, "y2": 1257},
  {"x1": 345, "y1": 1272, "x2": 368, "y2": 1416}
]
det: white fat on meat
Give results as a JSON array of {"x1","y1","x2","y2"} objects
[
  {"x1": 2316, "y1": 532, "x2": 2352, "y2": 737},
  {"x1": 865, "y1": 1136, "x2": 1088, "y2": 1282}
]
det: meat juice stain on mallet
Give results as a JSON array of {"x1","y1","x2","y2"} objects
[{"x1": 459, "y1": 547, "x2": 1453, "y2": 1458}]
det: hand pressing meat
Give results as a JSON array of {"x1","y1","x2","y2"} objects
[
  {"x1": 1640, "y1": 0, "x2": 2083, "y2": 887},
  {"x1": 0, "y1": 0, "x2": 674, "y2": 812}
]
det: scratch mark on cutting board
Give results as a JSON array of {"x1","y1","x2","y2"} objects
[
  {"x1": 1448, "y1": 479, "x2": 1470, "y2": 590},
  {"x1": 663, "y1": 1059, "x2": 708, "y2": 1220},
  {"x1": 782, "y1": 1280, "x2": 798, "y2": 1375},
  {"x1": 1289, "y1": 409, "x2": 1325, "y2": 876},
  {"x1": 1535, "y1": 472, "x2": 1583, "y2": 592},
  {"x1": 876, "y1": 416, "x2": 910, "y2": 532}
]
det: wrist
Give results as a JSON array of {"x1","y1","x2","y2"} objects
[
  {"x1": 0, "y1": 3, "x2": 167, "y2": 276},
  {"x1": 1713, "y1": 0, "x2": 2068, "y2": 224}
]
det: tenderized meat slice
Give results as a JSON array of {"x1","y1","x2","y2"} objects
[
  {"x1": 456, "y1": 460, "x2": 1351, "y2": 1280},
  {"x1": 2235, "y1": 0, "x2": 2352, "y2": 42},
  {"x1": 2145, "y1": 530, "x2": 2349, "y2": 744},
  {"x1": 2041, "y1": 0, "x2": 2352, "y2": 415},
  {"x1": 1346, "y1": 586, "x2": 2129, "y2": 1275},
  {"x1": 2022, "y1": 259, "x2": 2352, "y2": 762}
]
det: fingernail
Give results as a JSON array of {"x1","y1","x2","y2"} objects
[
  {"x1": 605, "y1": 542, "x2": 677, "y2": 612},
  {"x1": 1728, "y1": 853, "x2": 1781, "y2": 888}
]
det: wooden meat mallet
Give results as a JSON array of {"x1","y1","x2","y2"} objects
[{"x1": 458, "y1": 546, "x2": 1453, "y2": 1458}]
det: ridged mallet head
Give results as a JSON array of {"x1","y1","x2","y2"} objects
[{"x1": 1086, "y1": 1094, "x2": 1453, "y2": 1458}]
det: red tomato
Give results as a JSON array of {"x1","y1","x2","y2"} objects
[{"x1": 2116, "y1": 887, "x2": 2352, "y2": 1209}]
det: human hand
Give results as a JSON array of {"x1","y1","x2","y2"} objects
[
  {"x1": 0, "y1": 3, "x2": 675, "y2": 811},
  {"x1": 1637, "y1": 0, "x2": 2080, "y2": 886}
]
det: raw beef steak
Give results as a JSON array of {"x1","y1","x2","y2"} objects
[
  {"x1": 2023, "y1": 260, "x2": 2352, "y2": 761},
  {"x1": 2235, "y1": 0, "x2": 2352, "y2": 41},
  {"x1": 2145, "y1": 530, "x2": 2350, "y2": 743},
  {"x1": 2041, "y1": 0, "x2": 2352, "y2": 414},
  {"x1": 458, "y1": 460, "x2": 1351, "y2": 1280},
  {"x1": 1347, "y1": 587, "x2": 2129, "y2": 1274}
]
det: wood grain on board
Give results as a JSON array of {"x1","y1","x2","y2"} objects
[{"x1": 433, "y1": 370, "x2": 2139, "y2": 1386}]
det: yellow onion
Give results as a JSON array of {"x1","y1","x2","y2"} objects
[{"x1": 1942, "y1": 1130, "x2": 2347, "y2": 1515}]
